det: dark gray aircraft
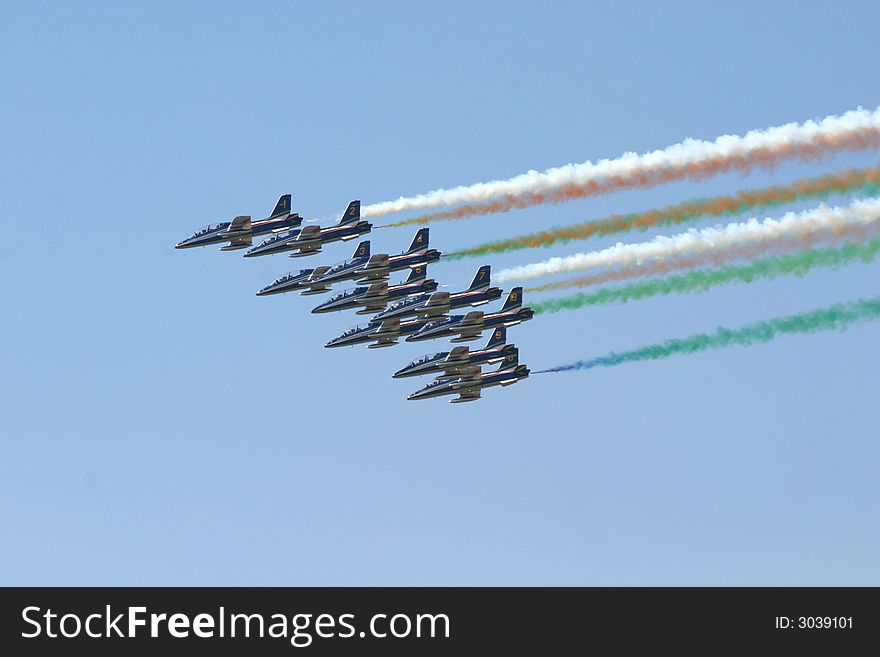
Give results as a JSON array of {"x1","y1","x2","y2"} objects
[
  {"x1": 308, "y1": 229, "x2": 440, "y2": 286},
  {"x1": 392, "y1": 328, "x2": 515, "y2": 379},
  {"x1": 406, "y1": 287, "x2": 533, "y2": 343},
  {"x1": 175, "y1": 194, "x2": 300, "y2": 251},
  {"x1": 255, "y1": 266, "x2": 332, "y2": 297},
  {"x1": 243, "y1": 201, "x2": 371, "y2": 258},
  {"x1": 311, "y1": 266, "x2": 438, "y2": 315},
  {"x1": 369, "y1": 265, "x2": 501, "y2": 322},
  {"x1": 324, "y1": 317, "x2": 433, "y2": 349},
  {"x1": 406, "y1": 352, "x2": 530, "y2": 403}
]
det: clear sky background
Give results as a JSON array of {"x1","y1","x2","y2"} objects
[{"x1": 2, "y1": 1, "x2": 878, "y2": 585}]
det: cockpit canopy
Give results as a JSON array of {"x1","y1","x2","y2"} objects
[
  {"x1": 407, "y1": 353, "x2": 444, "y2": 368},
  {"x1": 386, "y1": 294, "x2": 427, "y2": 311},
  {"x1": 191, "y1": 222, "x2": 229, "y2": 238},
  {"x1": 259, "y1": 228, "x2": 300, "y2": 246},
  {"x1": 326, "y1": 251, "x2": 368, "y2": 273},
  {"x1": 421, "y1": 315, "x2": 459, "y2": 331},
  {"x1": 271, "y1": 270, "x2": 310, "y2": 286},
  {"x1": 328, "y1": 286, "x2": 366, "y2": 302},
  {"x1": 326, "y1": 260, "x2": 353, "y2": 274},
  {"x1": 339, "y1": 322, "x2": 377, "y2": 337}
]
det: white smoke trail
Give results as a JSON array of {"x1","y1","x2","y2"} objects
[
  {"x1": 363, "y1": 107, "x2": 880, "y2": 220},
  {"x1": 496, "y1": 198, "x2": 880, "y2": 283}
]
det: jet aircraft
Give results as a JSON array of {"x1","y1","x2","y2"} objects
[
  {"x1": 311, "y1": 266, "x2": 438, "y2": 315},
  {"x1": 175, "y1": 194, "x2": 300, "y2": 250},
  {"x1": 406, "y1": 352, "x2": 530, "y2": 403},
  {"x1": 370, "y1": 265, "x2": 501, "y2": 322},
  {"x1": 393, "y1": 327, "x2": 515, "y2": 379},
  {"x1": 255, "y1": 266, "x2": 332, "y2": 297},
  {"x1": 255, "y1": 239, "x2": 372, "y2": 297},
  {"x1": 308, "y1": 228, "x2": 440, "y2": 287},
  {"x1": 405, "y1": 287, "x2": 533, "y2": 343},
  {"x1": 243, "y1": 200, "x2": 371, "y2": 258},
  {"x1": 325, "y1": 317, "x2": 433, "y2": 349}
]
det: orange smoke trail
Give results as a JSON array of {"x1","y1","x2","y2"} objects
[
  {"x1": 387, "y1": 127, "x2": 880, "y2": 227},
  {"x1": 448, "y1": 166, "x2": 880, "y2": 258}
]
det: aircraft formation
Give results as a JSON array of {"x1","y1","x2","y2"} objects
[{"x1": 175, "y1": 194, "x2": 532, "y2": 403}]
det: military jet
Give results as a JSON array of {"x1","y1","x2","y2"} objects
[
  {"x1": 405, "y1": 287, "x2": 533, "y2": 343},
  {"x1": 325, "y1": 317, "x2": 433, "y2": 349},
  {"x1": 175, "y1": 194, "x2": 301, "y2": 251},
  {"x1": 311, "y1": 265, "x2": 438, "y2": 315},
  {"x1": 406, "y1": 352, "x2": 530, "y2": 403},
  {"x1": 307, "y1": 228, "x2": 440, "y2": 287},
  {"x1": 370, "y1": 265, "x2": 501, "y2": 322},
  {"x1": 255, "y1": 266, "x2": 332, "y2": 296},
  {"x1": 243, "y1": 200, "x2": 371, "y2": 258},
  {"x1": 255, "y1": 239, "x2": 372, "y2": 297},
  {"x1": 393, "y1": 327, "x2": 516, "y2": 379}
]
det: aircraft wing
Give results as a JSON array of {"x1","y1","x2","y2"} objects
[
  {"x1": 452, "y1": 326, "x2": 484, "y2": 341},
  {"x1": 300, "y1": 281, "x2": 332, "y2": 295},
  {"x1": 288, "y1": 244, "x2": 322, "y2": 258},
  {"x1": 449, "y1": 310, "x2": 485, "y2": 341},
  {"x1": 219, "y1": 235, "x2": 253, "y2": 251},
  {"x1": 415, "y1": 291, "x2": 450, "y2": 316},
  {"x1": 439, "y1": 364, "x2": 480, "y2": 379},
  {"x1": 451, "y1": 388, "x2": 481, "y2": 403},
  {"x1": 368, "y1": 319, "x2": 400, "y2": 347},
  {"x1": 367, "y1": 336, "x2": 398, "y2": 349},
  {"x1": 357, "y1": 270, "x2": 390, "y2": 282},
  {"x1": 360, "y1": 302, "x2": 388, "y2": 313}
]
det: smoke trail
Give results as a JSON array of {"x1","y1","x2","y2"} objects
[
  {"x1": 446, "y1": 166, "x2": 880, "y2": 259},
  {"x1": 368, "y1": 106, "x2": 880, "y2": 225},
  {"x1": 536, "y1": 297, "x2": 880, "y2": 373},
  {"x1": 533, "y1": 239, "x2": 880, "y2": 315},
  {"x1": 498, "y1": 198, "x2": 880, "y2": 284}
]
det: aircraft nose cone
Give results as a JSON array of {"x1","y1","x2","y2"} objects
[
  {"x1": 256, "y1": 288, "x2": 269, "y2": 296},
  {"x1": 243, "y1": 250, "x2": 256, "y2": 258}
]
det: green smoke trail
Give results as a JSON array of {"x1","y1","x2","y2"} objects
[
  {"x1": 444, "y1": 166, "x2": 880, "y2": 260},
  {"x1": 536, "y1": 297, "x2": 880, "y2": 373},
  {"x1": 532, "y1": 239, "x2": 880, "y2": 315}
]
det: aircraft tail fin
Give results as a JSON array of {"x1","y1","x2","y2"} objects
[
  {"x1": 404, "y1": 265, "x2": 427, "y2": 284},
  {"x1": 405, "y1": 228, "x2": 429, "y2": 254},
  {"x1": 483, "y1": 327, "x2": 507, "y2": 350},
  {"x1": 269, "y1": 194, "x2": 291, "y2": 219},
  {"x1": 500, "y1": 287, "x2": 523, "y2": 313},
  {"x1": 338, "y1": 200, "x2": 361, "y2": 225},
  {"x1": 497, "y1": 349, "x2": 519, "y2": 371},
  {"x1": 468, "y1": 265, "x2": 491, "y2": 291},
  {"x1": 351, "y1": 240, "x2": 370, "y2": 259}
]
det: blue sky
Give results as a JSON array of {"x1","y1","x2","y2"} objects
[{"x1": 2, "y1": 1, "x2": 878, "y2": 585}]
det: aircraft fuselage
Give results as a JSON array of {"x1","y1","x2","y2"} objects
[
  {"x1": 407, "y1": 366, "x2": 530, "y2": 401},
  {"x1": 243, "y1": 221, "x2": 372, "y2": 258},
  {"x1": 175, "y1": 215, "x2": 301, "y2": 249}
]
